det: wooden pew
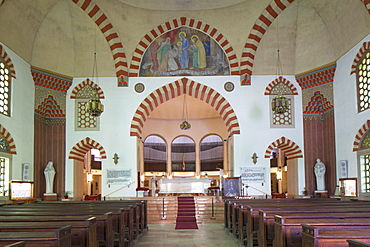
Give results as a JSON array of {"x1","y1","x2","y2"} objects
[
  {"x1": 302, "y1": 224, "x2": 370, "y2": 247},
  {"x1": 229, "y1": 199, "x2": 370, "y2": 247},
  {"x1": 347, "y1": 240, "x2": 370, "y2": 247},
  {"x1": 258, "y1": 207, "x2": 370, "y2": 247},
  {"x1": 3, "y1": 200, "x2": 147, "y2": 247},
  {"x1": 4, "y1": 242, "x2": 25, "y2": 247},
  {"x1": 275, "y1": 216, "x2": 370, "y2": 247},
  {"x1": 0, "y1": 213, "x2": 114, "y2": 247},
  {"x1": 0, "y1": 218, "x2": 97, "y2": 247},
  {"x1": 0, "y1": 225, "x2": 72, "y2": 247},
  {"x1": 23, "y1": 200, "x2": 146, "y2": 246}
]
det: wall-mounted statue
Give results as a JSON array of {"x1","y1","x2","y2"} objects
[
  {"x1": 44, "y1": 161, "x2": 56, "y2": 194},
  {"x1": 314, "y1": 159, "x2": 326, "y2": 191}
]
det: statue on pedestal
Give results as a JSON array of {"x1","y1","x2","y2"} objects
[
  {"x1": 44, "y1": 161, "x2": 56, "y2": 194},
  {"x1": 314, "y1": 159, "x2": 326, "y2": 191}
]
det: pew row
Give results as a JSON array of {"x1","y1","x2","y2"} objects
[
  {"x1": 302, "y1": 224, "x2": 370, "y2": 247},
  {"x1": 0, "y1": 226, "x2": 71, "y2": 247},
  {"x1": 347, "y1": 240, "x2": 370, "y2": 247}
]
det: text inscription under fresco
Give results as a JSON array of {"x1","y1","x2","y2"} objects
[{"x1": 139, "y1": 27, "x2": 230, "y2": 77}]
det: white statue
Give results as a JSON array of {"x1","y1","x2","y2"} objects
[
  {"x1": 44, "y1": 161, "x2": 56, "y2": 194},
  {"x1": 314, "y1": 159, "x2": 326, "y2": 191}
]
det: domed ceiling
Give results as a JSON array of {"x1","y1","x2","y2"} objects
[{"x1": 0, "y1": 0, "x2": 368, "y2": 79}]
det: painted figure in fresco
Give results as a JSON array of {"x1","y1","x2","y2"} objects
[
  {"x1": 314, "y1": 158, "x2": 326, "y2": 191},
  {"x1": 155, "y1": 37, "x2": 172, "y2": 72},
  {"x1": 167, "y1": 44, "x2": 180, "y2": 71},
  {"x1": 44, "y1": 161, "x2": 56, "y2": 194},
  {"x1": 191, "y1": 35, "x2": 206, "y2": 69},
  {"x1": 178, "y1": 32, "x2": 190, "y2": 69}
]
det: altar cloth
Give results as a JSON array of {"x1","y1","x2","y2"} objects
[{"x1": 159, "y1": 178, "x2": 212, "y2": 194}]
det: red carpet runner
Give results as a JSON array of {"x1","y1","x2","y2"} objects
[{"x1": 175, "y1": 196, "x2": 198, "y2": 229}]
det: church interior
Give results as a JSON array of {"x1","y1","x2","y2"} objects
[{"x1": 0, "y1": 0, "x2": 370, "y2": 246}]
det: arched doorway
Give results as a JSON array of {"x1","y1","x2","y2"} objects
[
  {"x1": 68, "y1": 137, "x2": 106, "y2": 200},
  {"x1": 135, "y1": 78, "x2": 239, "y2": 192},
  {"x1": 265, "y1": 136, "x2": 303, "y2": 198}
]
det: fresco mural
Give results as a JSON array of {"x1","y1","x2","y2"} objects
[{"x1": 139, "y1": 27, "x2": 230, "y2": 77}]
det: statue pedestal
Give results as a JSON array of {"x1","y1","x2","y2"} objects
[
  {"x1": 314, "y1": 190, "x2": 328, "y2": 198},
  {"x1": 43, "y1": 193, "x2": 57, "y2": 201}
]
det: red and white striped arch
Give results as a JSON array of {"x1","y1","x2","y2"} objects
[
  {"x1": 72, "y1": 0, "x2": 128, "y2": 80},
  {"x1": 128, "y1": 17, "x2": 239, "y2": 77},
  {"x1": 240, "y1": 0, "x2": 295, "y2": 76},
  {"x1": 130, "y1": 77, "x2": 240, "y2": 138},
  {"x1": 363, "y1": 0, "x2": 370, "y2": 14},
  {"x1": 352, "y1": 119, "x2": 370, "y2": 151},
  {"x1": 68, "y1": 137, "x2": 107, "y2": 162},
  {"x1": 0, "y1": 124, "x2": 16, "y2": 154},
  {"x1": 0, "y1": 44, "x2": 16, "y2": 79},
  {"x1": 350, "y1": 42, "x2": 370, "y2": 75},
  {"x1": 69, "y1": 78, "x2": 105, "y2": 99},
  {"x1": 264, "y1": 76, "x2": 298, "y2": 95},
  {"x1": 264, "y1": 136, "x2": 303, "y2": 160}
]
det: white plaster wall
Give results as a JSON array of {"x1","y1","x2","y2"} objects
[
  {"x1": 66, "y1": 74, "x2": 305, "y2": 197},
  {"x1": 0, "y1": 43, "x2": 34, "y2": 181},
  {"x1": 334, "y1": 34, "x2": 370, "y2": 187}
]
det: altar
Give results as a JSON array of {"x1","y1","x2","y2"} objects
[{"x1": 159, "y1": 178, "x2": 212, "y2": 194}]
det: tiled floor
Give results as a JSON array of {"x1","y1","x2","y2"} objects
[{"x1": 135, "y1": 223, "x2": 239, "y2": 247}]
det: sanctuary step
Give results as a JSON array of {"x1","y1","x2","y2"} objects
[{"x1": 112, "y1": 196, "x2": 224, "y2": 224}]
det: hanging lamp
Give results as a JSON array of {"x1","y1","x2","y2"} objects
[
  {"x1": 180, "y1": 94, "x2": 191, "y2": 130},
  {"x1": 86, "y1": 53, "x2": 104, "y2": 117},
  {"x1": 271, "y1": 17, "x2": 289, "y2": 114}
]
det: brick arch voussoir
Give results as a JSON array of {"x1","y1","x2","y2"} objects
[
  {"x1": 72, "y1": 0, "x2": 128, "y2": 80},
  {"x1": 68, "y1": 137, "x2": 107, "y2": 162},
  {"x1": 0, "y1": 124, "x2": 16, "y2": 154},
  {"x1": 351, "y1": 42, "x2": 370, "y2": 75},
  {"x1": 130, "y1": 78, "x2": 240, "y2": 138},
  {"x1": 264, "y1": 76, "x2": 299, "y2": 95},
  {"x1": 0, "y1": 44, "x2": 16, "y2": 79},
  {"x1": 353, "y1": 119, "x2": 370, "y2": 151},
  {"x1": 240, "y1": 0, "x2": 296, "y2": 76},
  {"x1": 264, "y1": 136, "x2": 303, "y2": 160},
  {"x1": 70, "y1": 78, "x2": 105, "y2": 99},
  {"x1": 129, "y1": 17, "x2": 239, "y2": 77}
]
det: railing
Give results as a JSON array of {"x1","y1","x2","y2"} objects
[{"x1": 104, "y1": 181, "x2": 135, "y2": 199}]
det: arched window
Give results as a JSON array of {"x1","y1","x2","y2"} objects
[
  {"x1": 144, "y1": 135, "x2": 166, "y2": 172},
  {"x1": 171, "y1": 136, "x2": 195, "y2": 172},
  {"x1": 359, "y1": 131, "x2": 370, "y2": 193},
  {"x1": 0, "y1": 58, "x2": 11, "y2": 116},
  {"x1": 200, "y1": 135, "x2": 223, "y2": 171},
  {"x1": 357, "y1": 50, "x2": 370, "y2": 112}
]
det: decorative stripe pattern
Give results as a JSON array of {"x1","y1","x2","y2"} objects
[
  {"x1": 303, "y1": 91, "x2": 333, "y2": 115},
  {"x1": 130, "y1": 77, "x2": 240, "y2": 138},
  {"x1": 264, "y1": 76, "x2": 298, "y2": 95},
  {"x1": 72, "y1": 0, "x2": 128, "y2": 84},
  {"x1": 0, "y1": 44, "x2": 16, "y2": 78},
  {"x1": 0, "y1": 124, "x2": 16, "y2": 154},
  {"x1": 128, "y1": 17, "x2": 239, "y2": 77},
  {"x1": 264, "y1": 136, "x2": 303, "y2": 160},
  {"x1": 35, "y1": 95, "x2": 65, "y2": 118},
  {"x1": 68, "y1": 137, "x2": 107, "y2": 162},
  {"x1": 350, "y1": 42, "x2": 370, "y2": 75},
  {"x1": 295, "y1": 62, "x2": 336, "y2": 90},
  {"x1": 240, "y1": 0, "x2": 295, "y2": 76},
  {"x1": 31, "y1": 67, "x2": 73, "y2": 93},
  {"x1": 353, "y1": 119, "x2": 370, "y2": 151},
  {"x1": 70, "y1": 78, "x2": 105, "y2": 99},
  {"x1": 363, "y1": 0, "x2": 370, "y2": 14}
]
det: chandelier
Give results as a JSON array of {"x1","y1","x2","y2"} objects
[
  {"x1": 87, "y1": 52, "x2": 104, "y2": 117},
  {"x1": 271, "y1": 49, "x2": 289, "y2": 114},
  {"x1": 180, "y1": 94, "x2": 191, "y2": 130}
]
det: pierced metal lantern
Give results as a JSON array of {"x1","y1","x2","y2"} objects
[
  {"x1": 87, "y1": 87, "x2": 104, "y2": 117},
  {"x1": 271, "y1": 95, "x2": 289, "y2": 113},
  {"x1": 180, "y1": 120, "x2": 191, "y2": 130}
]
